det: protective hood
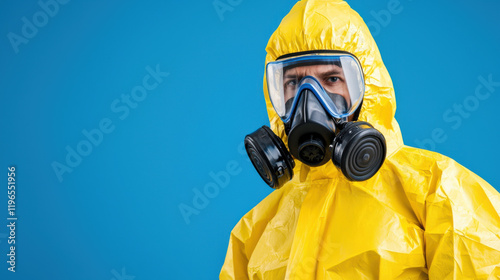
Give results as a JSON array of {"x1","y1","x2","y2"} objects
[
  {"x1": 221, "y1": 1, "x2": 500, "y2": 279},
  {"x1": 263, "y1": 0, "x2": 403, "y2": 183}
]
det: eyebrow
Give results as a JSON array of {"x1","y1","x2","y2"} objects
[
  {"x1": 320, "y1": 69, "x2": 343, "y2": 76},
  {"x1": 283, "y1": 66, "x2": 344, "y2": 79},
  {"x1": 284, "y1": 74, "x2": 300, "y2": 79}
]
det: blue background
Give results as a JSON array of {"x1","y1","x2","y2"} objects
[{"x1": 1, "y1": 0, "x2": 499, "y2": 279}]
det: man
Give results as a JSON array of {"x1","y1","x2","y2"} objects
[{"x1": 220, "y1": 0, "x2": 500, "y2": 279}]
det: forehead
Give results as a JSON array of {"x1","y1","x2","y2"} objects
[{"x1": 284, "y1": 63, "x2": 343, "y2": 76}]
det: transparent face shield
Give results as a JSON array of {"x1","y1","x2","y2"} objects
[{"x1": 266, "y1": 53, "x2": 365, "y2": 122}]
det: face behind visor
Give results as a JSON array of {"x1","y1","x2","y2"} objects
[
  {"x1": 266, "y1": 51, "x2": 365, "y2": 122},
  {"x1": 245, "y1": 51, "x2": 387, "y2": 189}
]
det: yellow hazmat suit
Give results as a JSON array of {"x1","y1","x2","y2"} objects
[{"x1": 220, "y1": 0, "x2": 500, "y2": 279}]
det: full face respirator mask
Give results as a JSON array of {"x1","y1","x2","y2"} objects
[{"x1": 244, "y1": 51, "x2": 387, "y2": 189}]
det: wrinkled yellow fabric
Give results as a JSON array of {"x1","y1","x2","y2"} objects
[{"x1": 220, "y1": 0, "x2": 500, "y2": 279}]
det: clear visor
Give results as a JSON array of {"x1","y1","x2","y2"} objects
[{"x1": 266, "y1": 53, "x2": 365, "y2": 121}]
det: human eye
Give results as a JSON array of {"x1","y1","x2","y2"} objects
[
  {"x1": 327, "y1": 76, "x2": 340, "y2": 83},
  {"x1": 285, "y1": 79, "x2": 298, "y2": 88}
]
